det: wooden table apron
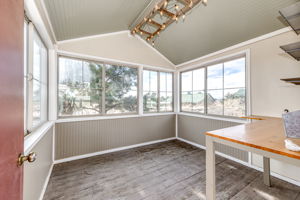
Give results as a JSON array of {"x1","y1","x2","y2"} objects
[{"x1": 205, "y1": 135, "x2": 300, "y2": 200}]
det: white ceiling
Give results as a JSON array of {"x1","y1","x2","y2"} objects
[
  {"x1": 155, "y1": 0, "x2": 300, "y2": 64},
  {"x1": 43, "y1": 0, "x2": 299, "y2": 65},
  {"x1": 43, "y1": 0, "x2": 151, "y2": 41}
]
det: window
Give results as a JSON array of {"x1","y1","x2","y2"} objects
[
  {"x1": 58, "y1": 57, "x2": 102, "y2": 116},
  {"x1": 24, "y1": 24, "x2": 48, "y2": 132},
  {"x1": 105, "y1": 64, "x2": 138, "y2": 114},
  {"x1": 143, "y1": 69, "x2": 173, "y2": 112},
  {"x1": 58, "y1": 57, "x2": 138, "y2": 117},
  {"x1": 181, "y1": 68, "x2": 205, "y2": 113},
  {"x1": 207, "y1": 63, "x2": 223, "y2": 115},
  {"x1": 159, "y1": 72, "x2": 173, "y2": 112},
  {"x1": 180, "y1": 57, "x2": 246, "y2": 117},
  {"x1": 143, "y1": 70, "x2": 158, "y2": 112}
]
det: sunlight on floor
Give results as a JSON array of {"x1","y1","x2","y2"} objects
[
  {"x1": 226, "y1": 163, "x2": 238, "y2": 170},
  {"x1": 254, "y1": 188, "x2": 278, "y2": 200},
  {"x1": 139, "y1": 190, "x2": 146, "y2": 197},
  {"x1": 192, "y1": 189, "x2": 206, "y2": 199}
]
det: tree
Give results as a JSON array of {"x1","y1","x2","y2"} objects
[
  {"x1": 59, "y1": 62, "x2": 137, "y2": 115},
  {"x1": 105, "y1": 65, "x2": 137, "y2": 112}
]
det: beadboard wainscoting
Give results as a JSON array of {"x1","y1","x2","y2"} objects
[
  {"x1": 55, "y1": 114, "x2": 176, "y2": 160},
  {"x1": 24, "y1": 127, "x2": 54, "y2": 200},
  {"x1": 177, "y1": 114, "x2": 249, "y2": 162}
]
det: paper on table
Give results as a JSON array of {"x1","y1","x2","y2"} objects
[{"x1": 285, "y1": 139, "x2": 300, "y2": 152}]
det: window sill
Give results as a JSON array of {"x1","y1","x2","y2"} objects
[
  {"x1": 177, "y1": 112, "x2": 247, "y2": 124},
  {"x1": 56, "y1": 112, "x2": 176, "y2": 123},
  {"x1": 24, "y1": 121, "x2": 54, "y2": 154}
]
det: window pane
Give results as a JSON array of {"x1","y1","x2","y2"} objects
[
  {"x1": 166, "y1": 73, "x2": 172, "y2": 92},
  {"x1": 160, "y1": 72, "x2": 167, "y2": 91},
  {"x1": 58, "y1": 57, "x2": 102, "y2": 116},
  {"x1": 150, "y1": 71, "x2": 158, "y2": 91},
  {"x1": 159, "y1": 72, "x2": 173, "y2": 112},
  {"x1": 207, "y1": 90, "x2": 223, "y2": 115},
  {"x1": 143, "y1": 92, "x2": 158, "y2": 112},
  {"x1": 143, "y1": 70, "x2": 150, "y2": 91},
  {"x1": 181, "y1": 71, "x2": 192, "y2": 112},
  {"x1": 207, "y1": 63, "x2": 223, "y2": 90},
  {"x1": 59, "y1": 57, "x2": 83, "y2": 87},
  {"x1": 30, "y1": 29, "x2": 47, "y2": 129},
  {"x1": 83, "y1": 62, "x2": 102, "y2": 89},
  {"x1": 224, "y1": 58, "x2": 245, "y2": 88},
  {"x1": 181, "y1": 91, "x2": 192, "y2": 112},
  {"x1": 32, "y1": 41, "x2": 41, "y2": 80},
  {"x1": 105, "y1": 65, "x2": 137, "y2": 114},
  {"x1": 181, "y1": 71, "x2": 192, "y2": 91},
  {"x1": 143, "y1": 70, "x2": 158, "y2": 112},
  {"x1": 193, "y1": 68, "x2": 205, "y2": 91},
  {"x1": 159, "y1": 91, "x2": 173, "y2": 112},
  {"x1": 32, "y1": 80, "x2": 41, "y2": 126},
  {"x1": 58, "y1": 87, "x2": 101, "y2": 116},
  {"x1": 166, "y1": 92, "x2": 173, "y2": 111},
  {"x1": 224, "y1": 88, "x2": 246, "y2": 117},
  {"x1": 159, "y1": 91, "x2": 167, "y2": 112},
  {"x1": 192, "y1": 91, "x2": 205, "y2": 113}
]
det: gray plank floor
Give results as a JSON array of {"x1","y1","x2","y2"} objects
[{"x1": 44, "y1": 140, "x2": 300, "y2": 200}]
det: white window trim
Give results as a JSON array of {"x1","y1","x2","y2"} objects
[
  {"x1": 25, "y1": 22, "x2": 49, "y2": 133},
  {"x1": 56, "y1": 53, "x2": 176, "y2": 119},
  {"x1": 142, "y1": 68, "x2": 174, "y2": 113},
  {"x1": 56, "y1": 112, "x2": 176, "y2": 123},
  {"x1": 24, "y1": 121, "x2": 54, "y2": 154},
  {"x1": 57, "y1": 55, "x2": 141, "y2": 118},
  {"x1": 52, "y1": 50, "x2": 249, "y2": 123},
  {"x1": 178, "y1": 49, "x2": 251, "y2": 119}
]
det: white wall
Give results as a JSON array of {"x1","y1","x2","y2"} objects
[
  {"x1": 57, "y1": 31, "x2": 175, "y2": 69},
  {"x1": 177, "y1": 29, "x2": 300, "y2": 183}
]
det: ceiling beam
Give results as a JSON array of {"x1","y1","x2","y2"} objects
[
  {"x1": 148, "y1": 20, "x2": 162, "y2": 28},
  {"x1": 160, "y1": 9, "x2": 175, "y2": 18},
  {"x1": 132, "y1": 0, "x2": 205, "y2": 44},
  {"x1": 138, "y1": 28, "x2": 152, "y2": 36}
]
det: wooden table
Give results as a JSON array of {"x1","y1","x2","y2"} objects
[{"x1": 205, "y1": 116, "x2": 300, "y2": 200}]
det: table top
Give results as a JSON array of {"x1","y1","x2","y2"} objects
[{"x1": 206, "y1": 116, "x2": 300, "y2": 160}]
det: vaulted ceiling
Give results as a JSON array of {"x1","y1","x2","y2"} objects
[
  {"x1": 43, "y1": 0, "x2": 299, "y2": 65},
  {"x1": 43, "y1": 0, "x2": 152, "y2": 41}
]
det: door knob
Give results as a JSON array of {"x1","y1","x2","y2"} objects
[{"x1": 18, "y1": 152, "x2": 37, "y2": 166}]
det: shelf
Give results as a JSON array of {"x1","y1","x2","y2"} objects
[
  {"x1": 280, "y1": 41, "x2": 300, "y2": 61},
  {"x1": 281, "y1": 77, "x2": 300, "y2": 85},
  {"x1": 279, "y1": 1, "x2": 300, "y2": 35}
]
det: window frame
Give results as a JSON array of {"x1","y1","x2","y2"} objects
[
  {"x1": 57, "y1": 55, "x2": 140, "y2": 118},
  {"x1": 24, "y1": 22, "x2": 49, "y2": 133},
  {"x1": 143, "y1": 68, "x2": 174, "y2": 113},
  {"x1": 180, "y1": 53, "x2": 249, "y2": 119}
]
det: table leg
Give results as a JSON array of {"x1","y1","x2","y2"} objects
[
  {"x1": 263, "y1": 157, "x2": 271, "y2": 186},
  {"x1": 206, "y1": 136, "x2": 216, "y2": 200}
]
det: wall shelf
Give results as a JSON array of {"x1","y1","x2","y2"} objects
[
  {"x1": 280, "y1": 41, "x2": 300, "y2": 61},
  {"x1": 279, "y1": 1, "x2": 300, "y2": 35},
  {"x1": 281, "y1": 77, "x2": 300, "y2": 85}
]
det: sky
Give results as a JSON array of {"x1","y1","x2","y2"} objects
[{"x1": 182, "y1": 57, "x2": 245, "y2": 94}]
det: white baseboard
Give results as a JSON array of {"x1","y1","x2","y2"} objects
[
  {"x1": 54, "y1": 137, "x2": 176, "y2": 164},
  {"x1": 39, "y1": 163, "x2": 54, "y2": 200},
  {"x1": 177, "y1": 137, "x2": 300, "y2": 187}
]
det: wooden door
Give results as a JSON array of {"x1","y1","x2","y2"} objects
[{"x1": 0, "y1": 0, "x2": 24, "y2": 199}]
